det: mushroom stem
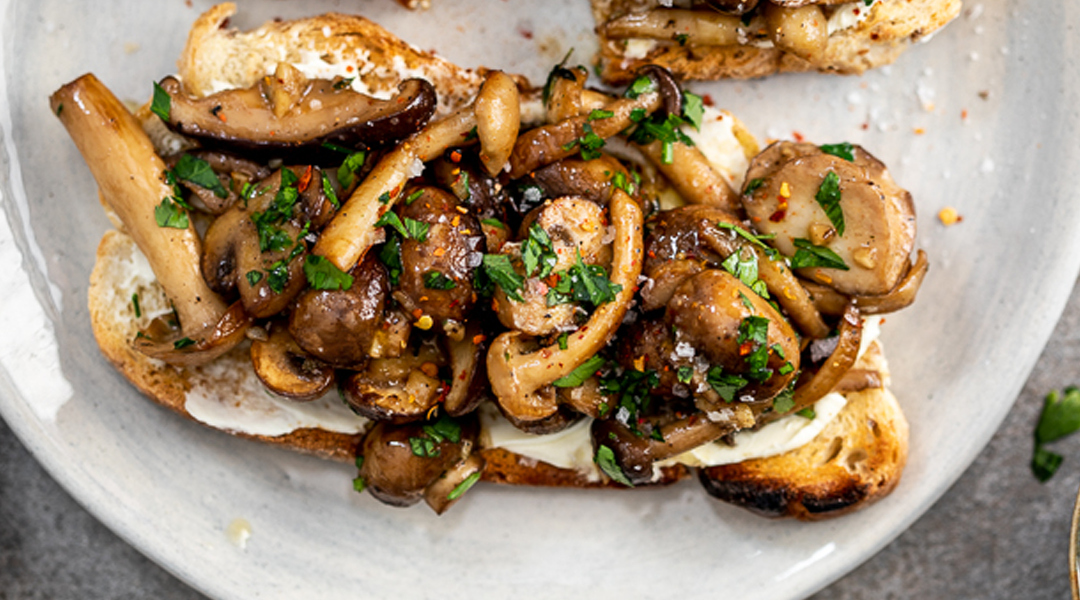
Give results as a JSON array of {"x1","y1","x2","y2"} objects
[
  {"x1": 474, "y1": 71, "x2": 521, "y2": 177},
  {"x1": 51, "y1": 74, "x2": 227, "y2": 334},
  {"x1": 784, "y1": 303, "x2": 863, "y2": 417},
  {"x1": 486, "y1": 189, "x2": 644, "y2": 422},
  {"x1": 804, "y1": 250, "x2": 928, "y2": 317}
]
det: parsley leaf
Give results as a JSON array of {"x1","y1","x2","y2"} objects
[
  {"x1": 150, "y1": 81, "x2": 171, "y2": 122},
  {"x1": 337, "y1": 151, "x2": 367, "y2": 188},
  {"x1": 682, "y1": 92, "x2": 705, "y2": 131},
  {"x1": 595, "y1": 445, "x2": 634, "y2": 487},
  {"x1": 246, "y1": 270, "x2": 264, "y2": 286},
  {"x1": 796, "y1": 407, "x2": 816, "y2": 419},
  {"x1": 321, "y1": 172, "x2": 340, "y2": 209},
  {"x1": 790, "y1": 238, "x2": 850, "y2": 271},
  {"x1": 480, "y1": 218, "x2": 505, "y2": 230},
  {"x1": 772, "y1": 389, "x2": 796, "y2": 414},
  {"x1": 744, "y1": 178, "x2": 765, "y2": 195},
  {"x1": 424, "y1": 414, "x2": 463, "y2": 444},
  {"x1": 409, "y1": 436, "x2": 440, "y2": 458},
  {"x1": 1032, "y1": 387, "x2": 1080, "y2": 481},
  {"x1": 374, "y1": 211, "x2": 409, "y2": 238},
  {"x1": 173, "y1": 337, "x2": 195, "y2": 350},
  {"x1": 131, "y1": 294, "x2": 141, "y2": 318},
  {"x1": 706, "y1": 366, "x2": 747, "y2": 402},
  {"x1": 265, "y1": 260, "x2": 291, "y2": 293},
  {"x1": 378, "y1": 233, "x2": 403, "y2": 287},
  {"x1": 303, "y1": 255, "x2": 354, "y2": 291},
  {"x1": 446, "y1": 471, "x2": 482, "y2": 501},
  {"x1": 721, "y1": 247, "x2": 769, "y2": 299},
  {"x1": 424, "y1": 270, "x2": 457, "y2": 290},
  {"x1": 173, "y1": 154, "x2": 227, "y2": 198},
  {"x1": 546, "y1": 249, "x2": 623, "y2": 308},
  {"x1": 677, "y1": 366, "x2": 693, "y2": 384},
  {"x1": 154, "y1": 197, "x2": 188, "y2": 229},
  {"x1": 481, "y1": 254, "x2": 525, "y2": 302},
  {"x1": 404, "y1": 217, "x2": 429, "y2": 243},
  {"x1": 624, "y1": 75, "x2": 656, "y2": 99},
  {"x1": 522, "y1": 223, "x2": 557, "y2": 279},
  {"x1": 552, "y1": 355, "x2": 606, "y2": 388},
  {"x1": 563, "y1": 122, "x2": 606, "y2": 160},
  {"x1": 600, "y1": 368, "x2": 659, "y2": 430},
  {"x1": 819, "y1": 142, "x2": 855, "y2": 162},
  {"x1": 815, "y1": 171, "x2": 846, "y2": 236},
  {"x1": 588, "y1": 109, "x2": 615, "y2": 121}
]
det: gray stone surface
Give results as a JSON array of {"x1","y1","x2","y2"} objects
[{"x1": 4, "y1": 282, "x2": 1080, "y2": 600}]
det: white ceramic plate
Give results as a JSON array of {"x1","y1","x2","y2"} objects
[{"x1": 1, "y1": 1, "x2": 1075, "y2": 598}]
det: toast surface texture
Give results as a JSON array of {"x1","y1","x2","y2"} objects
[
  {"x1": 592, "y1": 0, "x2": 962, "y2": 83},
  {"x1": 178, "y1": 3, "x2": 486, "y2": 113},
  {"x1": 699, "y1": 342, "x2": 909, "y2": 520}
]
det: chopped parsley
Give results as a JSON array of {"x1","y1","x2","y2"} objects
[
  {"x1": 562, "y1": 122, "x2": 606, "y2": 160},
  {"x1": 333, "y1": 77, "x2": 355, "y2": 90},
  {"x1": 721, "y1": 247, "x2": 769, "y2": 299},
  {"x1": 595, "y1": 445, "x2": 634, "y2": 487},
  {"x1": 173, "y1": 153, "x2": 227, "y2": 198},
  {"x1": 797, "y1": 407, "x2": 816, "y2": 419},
  {"x1": 173, "y1": 337, "x2": 195, "y2": 350},
  {"x1": 628, "y1": 112, "x2": 695, "y2": 165},
  {"x1": 375, "y1": 211, "x2": 431, "y2": 243},
  {"x1": 588, "y1": 109, "x2": 615, "y2": 121},
  {"x1": 743, "y1": 178, "x2": 765, "y2": 195},
  {"x1": 772, "y1": 389, "x2": 796, "y2": 414},
  {"x1": 154, "y1": 197, "x2": 188, "y2": 229},
  {"x1": 706, "y1": 366, "x2": 747, "y2": 403},
  {"x1": 600, "y1": 368, "x2": 659, "y2": 430},
  {"x1": 446, "y1": 471, "x2": 482, "y2": 501},
  {"x1": 557, "y1": 332, "x2": 569, "y2": 350},
  {"x1": 819, "y1": 142, "x2": 855, "y2": 162},
  {"x1": 424, "y1": 270, "x2": 457, "y2": 290},
  {"x1": 150, "y1": 81, "x2": 171, "y2": 121},
  {"x1": 378, "y1": 233, "x2": 403, "y2": 287},
  {"x1": 624, "y1": 75, "x2": 656, "y2": 99},
  {"x1": 552, "y1": 356, "x2": 606, "y2": 388},
  {"x1": 673, "y1": 32, "x2": 689, "y2": 46},
  {"x1": 130, "y1": 293, "x2": 141, "y2": 318},
  {"x1": 480, "y1": 218, "x2": 505, "y2": 229},
  {"x1": 541, "y1": 51, "x2": 577, "y2": 106},
  {"x1": 245, "y1": 270, "x2": 264, "y2": 286},
  {"x1": 790, "y1": 238, "x2": 850, "y2": 271},
  {"x1": 251, "y1": 168, "x2": 300, "y2": 252},
  {"x1": 404, "y1": 218, "x2": 430, "y2": 243},
  {"x1": 546, "y1": 249, "x2": 623, "y2": 308},
  {"x1": 676, "y1": 366, "x2": 694, "y2": 384},
  {"x1": 337, "y1": 151, "x2": 367, "y2": 188},
  {"x1": 610, "y1": 170, "x2": 639, "y2": 196},
  {"x1": 682, "y1": 92, "x2": 705, "y2": 131},
  {"x1": 303, "y1": 255, "x2": 354, "y2": 291},
  {"x1": 378, "y1": 191, "x2": 392, "y2": 205},
  {"x1": 374, "y1": 211, "x2": 408, "y2": 238},
  {"x1": 1032, "y1": 387, "x2": 1080, "y2": 482},
  {"x1": 321, "y1": 172, "x2": 340, "y2": 209},
  {"x1": 406, "y1": 189, "x2": 425, "y2": 205},
  {"x1": 265, "y1": 260, "x2": 290, "y2": 294},
  {"x1": 522, "y1": 223, "x2": 557, "y2": 279},
  {"x1": 410, "y1": 413, "x2": 464, "y2": 458},
  {"x1": 815, "y1": 171, "x2": 846, "y2": 236},
  {"x1": 481, "y1": 254, "x2": 525, "y2": 302},
  {"x1": 738, "y1": 315, "x2": 773, "y2": 383}
]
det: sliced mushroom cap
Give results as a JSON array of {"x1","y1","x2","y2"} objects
[
  {"x1": 358, "y1": 414, "x2": 479, "y2": 508},
  {"x1": 495, "y1": 197, "x2": 611, "y2": 336},
  {"x1": 340, "y1": 340, "x2": 446, "y2": 424},
  {"x1": 250, "y1": 321, "x2": 334, "y2": 402},
  {"x1": 423, "y1": 453, "x2": 486, "y2": 515},
  {"x1": 133, "y1": 300, "x2": 253, "y2": 368},
  {"x1": 396, "y1": 186, "x2": 485, "y2": 326},
  {"x1": 158, "y1": 76, "x2": 437, "y2": 160},
  {"x1": 289, "y1": 253, "x2": 389, "y2": 368},
  {"x1": 743, "y1": 142, "x2": 916, "y2": 296}
]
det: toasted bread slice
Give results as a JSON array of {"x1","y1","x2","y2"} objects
[
  {"x1": 80, "y1": 3, "x2": 908, "y2": 514},
  {"x1": 698, "y1": 342, "x2": 909, "y2": 520},
  {"x1": 592, "y1": 0, "x2": 962, "y2": 84},
  {"x1": 89, "y1": 230, "x2": 363, "y2": 463}
]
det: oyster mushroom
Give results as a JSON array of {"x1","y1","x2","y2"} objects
[
  {"x1": 761, "y1": 2, "x2": 828, "y2": 61},
  {"x1": 157, "y1": 70, "x2": 438, "y2": 160},
  {"x1": 600, "y1": 8, "x2": 742, "y2": 46},
  {"x1": 51, "y1": 74, "x2": 246, "y2": 366}
]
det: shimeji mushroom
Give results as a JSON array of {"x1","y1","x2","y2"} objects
[
  {"x1": 51, "y1": 74, "x2": 248, "y2": 366},
  {"x1": 314, "y1": 71, "x2": 522, "y2": 274}
]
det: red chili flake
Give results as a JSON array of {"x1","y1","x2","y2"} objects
[
  {"x1": 861, "y1": 123, "x2": 869, "y2": 130},
  {"x1": 961, "y1": 109, "x2": 969, "y2": 120},
  {"x1": 769, "y1": 209, "x2": 786, "y2": 222},
  {"x1": 472, "y1": 334, "x2": 486, "y2": 345},
  {"x1": 792, "y1": 131, "x2": 805, "y2": 142},
  {"x1": 739, "y1": 341, "x2": 754, "y2": 356},
  {"x1": 297, "y1": 165, "x2": 314, "y2": 193},
  {"x1": 412, "y1": 308, "x2": 424, "y2": 319},
  {"x1": 518, "y1": 27, "x2": 533, "y2": 39},
  {"x1": 702, "y1": 94, "x2": 715, "y2": 107},
  {"x1": 450, "y1": 150, "x2": 462, "y2": 163},
  {"x1": 647, "y1": 250, "x2": 656, "y2": 259}
]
